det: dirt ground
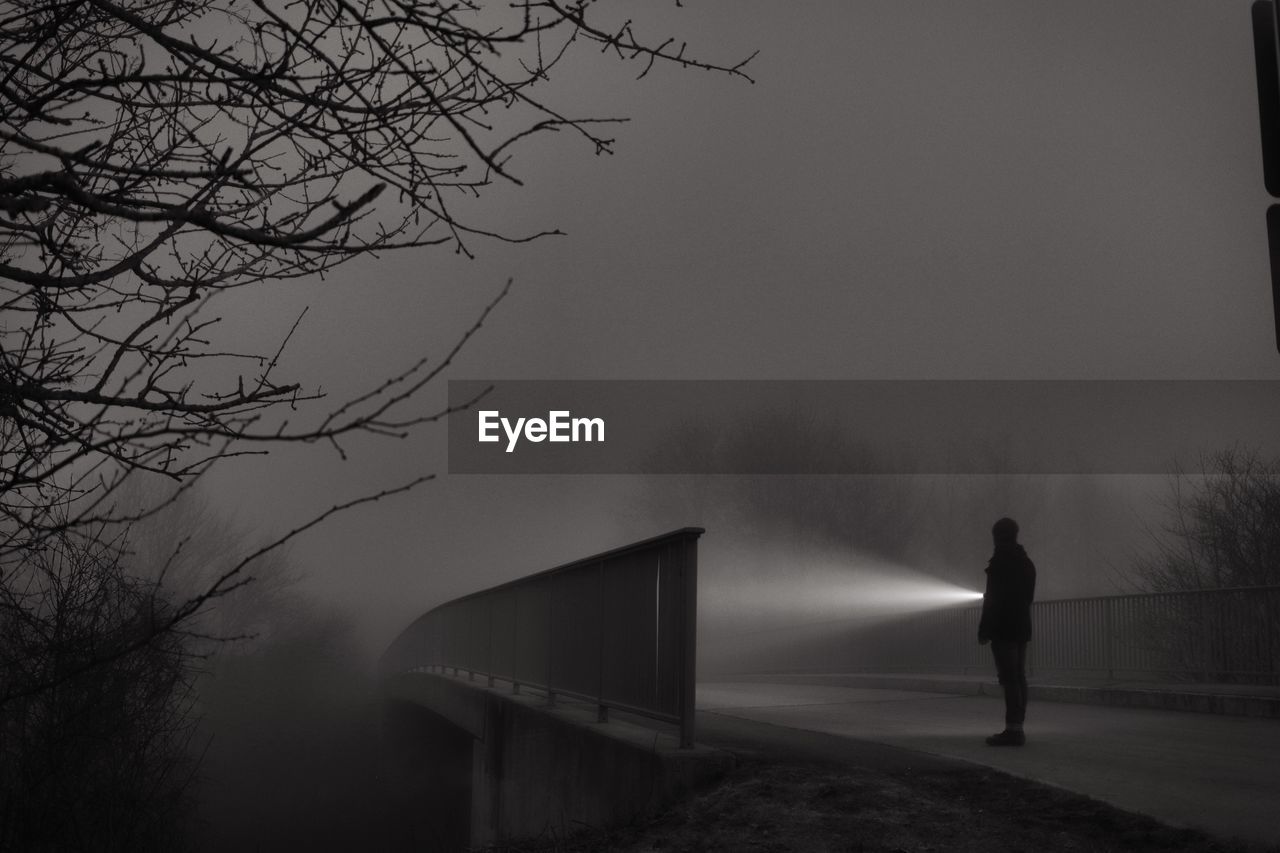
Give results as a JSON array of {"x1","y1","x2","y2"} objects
[{"x1": 483, "y1": 756, "x2": 1280, "y2": 853}]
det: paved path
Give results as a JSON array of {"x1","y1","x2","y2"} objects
[{"x1": 697, "y1": 681, "x2": 1280, "y2": 848}]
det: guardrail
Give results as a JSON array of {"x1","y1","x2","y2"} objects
[
  {"x1": 1031, "y1": 585, "x2": 1280, "y2": 680},
  {"x1": 381, "y1": 528, "x2": 704, "y2": 747},
  {"x1": 706, "y1": 585, "x2": 1280, "y2": 683}
]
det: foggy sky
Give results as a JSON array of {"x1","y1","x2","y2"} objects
[{"x1": 197, "y1": 2, "x2": 1280, "y2": 654}]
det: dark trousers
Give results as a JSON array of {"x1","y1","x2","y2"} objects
[{"x1": 990, "y1": 640, "x2": 1028, "y2": 726}]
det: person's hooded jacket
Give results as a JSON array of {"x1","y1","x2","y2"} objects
[{"x1": 977, "y1": 542, "x2": 1036, "y2": 643}]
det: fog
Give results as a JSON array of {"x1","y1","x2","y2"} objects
[
  {"x1": 11, "y1": 0, "x2": 1280, "y2": 848},
  {"x1": 127, "y1": 463, "x2": 1180, "y2": 848},
  {"x1": 66, "y1": 438, "x2": 1170, "y2": 849},
  {"x1": 192, "y1": 0, "x2": 1280, "y2": 665}
]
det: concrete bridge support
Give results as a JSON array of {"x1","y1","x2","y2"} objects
[{"x1": 383, "y1": 671, "x2": 731, "y2": 848}]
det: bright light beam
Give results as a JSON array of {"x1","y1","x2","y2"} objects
[
  {"x1": 831, "y1": 577, "x2": 985, "y2": 610},
  {"x1": 703, "y1": 543, "x2": 987, "y2": 635}
]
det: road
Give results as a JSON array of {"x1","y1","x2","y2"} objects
[{"x1": 696, "y1": 681, "x2": 1280, "y2": 848}]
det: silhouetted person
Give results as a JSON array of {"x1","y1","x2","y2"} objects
[{"x1": 977, "y1": 517, "x2": 1036, "y2": 746}]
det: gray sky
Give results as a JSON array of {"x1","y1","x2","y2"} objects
[{"x1": 200, "y1": 1, "x2": 1280, "y2": 653}]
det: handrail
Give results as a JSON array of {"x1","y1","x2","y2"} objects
[
  {"x1": 711, "y1": 585, "x2": 1280, "y2": 641},
  {"x1": 701, "y1": 585, "x2": 1280, "y2": 683},
  {"x1": 381, "y1": 528, "x2": 705, "y2": 747}
]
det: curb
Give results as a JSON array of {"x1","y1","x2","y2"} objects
[{"x1": 721, "y1": 673, "x2": 1280, "y2": 719}]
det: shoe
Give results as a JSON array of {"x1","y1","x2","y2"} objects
[{"x1": 985, "y1": 729, "x2": 1026, "y2": 746}]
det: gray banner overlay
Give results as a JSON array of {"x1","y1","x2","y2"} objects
[{"x1": 446, "y1": 380, "x2": 1280, "y2": 474}]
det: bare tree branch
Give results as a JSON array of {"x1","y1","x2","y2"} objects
[{"x1": 2, "y1": 1, "x2": 752, "y2": 564}]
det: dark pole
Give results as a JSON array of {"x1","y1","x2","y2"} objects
[{"x1": 1251, "y1": 1, "x2": 1280, "y2": 352}]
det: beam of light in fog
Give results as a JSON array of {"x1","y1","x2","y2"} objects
[
  {"x1": 698, "y1": 541, "x2": 987, "y2": 674},
  {"x1": 827, "y1": 577, "x2": 984, "y2": 611},
  {"x1": 701, "y1": 542, "x2": 984, "y2": 636}
]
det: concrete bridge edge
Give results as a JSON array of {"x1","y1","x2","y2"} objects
[{"x1": 383, "y1": 671, "x2": 734, "y2": 847}]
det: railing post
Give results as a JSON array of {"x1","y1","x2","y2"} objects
[
  {"x1": 547, "y1": 577, "x2": 556, "y2": 707},
  {"x1": 597, "y1": 559, "x2": 608, "y2": 723},
  {"x1": 1269, "y1": 589, "x2": 1277, "y2": 684},
  {"x1": 679, "y1": 534, "x2": 698, "y2": 749},
  {"x1": 513, "y1": 586, "x2": 520, "y2": 695},
  {"x1": 1200, "y1": 593, "x2": 1211, "y2": 682},
  {"x1": 1105, "y1": 599, "x2": 1114, "y2": 680},
  {"x1": 487, "y1": 597, "x2": 495, "y2": 688}
]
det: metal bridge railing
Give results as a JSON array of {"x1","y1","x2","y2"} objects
[
  {"x1": 706, "y1": 585, "x2": 1280, "y2": 684},
  {"x1": 1028, "y1": 586, "x2": 1280, "y2": 681},
  {"x1": 380, "y1": 528, "x2": 704, "y2": 747}
]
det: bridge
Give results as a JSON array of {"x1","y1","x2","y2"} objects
[
  {"x1": 379, "y1": 530, "x2": 1280, "y2": 850},
  {"x1": 378, "y1": 528, "x2": 725, "y2": 849}
]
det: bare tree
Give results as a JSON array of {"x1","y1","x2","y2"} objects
[
  {"x1": 0, "y1": 523, "x2": 200, "y2": 851},
  {"x1": 0, "y1": 0, "x2": 752, "y2": 621},
  {"x1": 1125, "y1": 448, "x2": 1280, "y2": 681},
  {"x1": 0, "y1": 4, "x2": 751, "y2": 839},
  {"x1": 1133, "y1": 447, "x2": 1280, "y2": 592}
]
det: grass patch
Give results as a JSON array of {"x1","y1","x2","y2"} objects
[{"x1": 482, "y1": 757, "x2": 1279, "y2": 853}]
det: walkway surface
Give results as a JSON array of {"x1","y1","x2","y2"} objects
[{"x1": 696, "y1": 679, "x2": 1280, "y2": 848}]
